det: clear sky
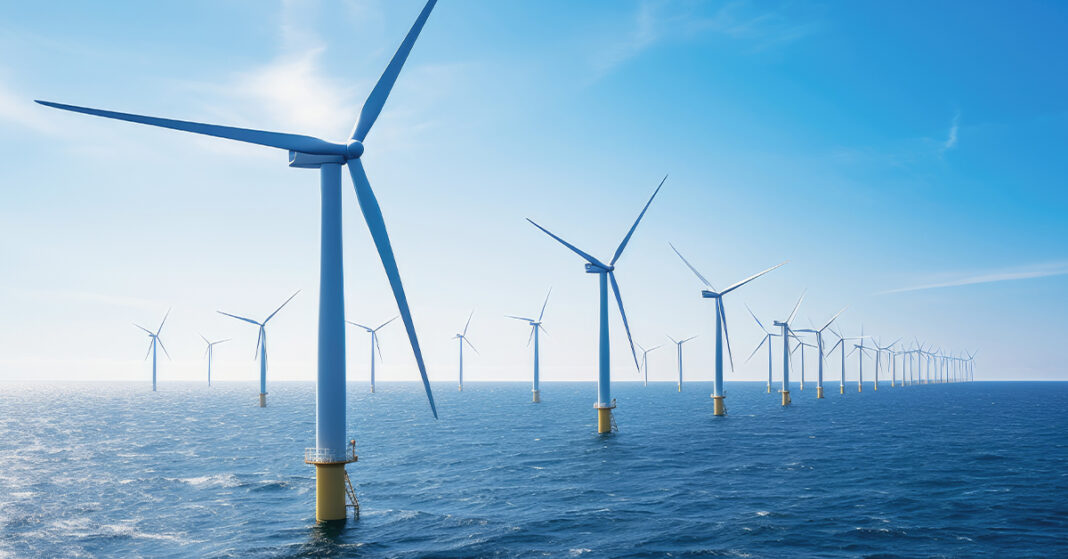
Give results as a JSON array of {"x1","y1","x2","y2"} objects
[{"x1": 2, "y1": 1, "x2": 1066, "y2": 386}]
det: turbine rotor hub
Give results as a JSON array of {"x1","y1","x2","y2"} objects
[
  {"x1": 345, "y1": 140, "x2": 365, "y2": 159},
  {"x1": 585, "y1": 263, "x2": 613, "y2": 274}
]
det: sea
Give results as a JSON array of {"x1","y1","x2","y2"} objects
[{"x1": 1, "y1": 381, "x2": 1065, "y2": 558}]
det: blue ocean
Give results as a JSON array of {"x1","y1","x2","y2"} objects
[{"x1": 1, "y1": 381, "x2": 1065, "y2": 558}]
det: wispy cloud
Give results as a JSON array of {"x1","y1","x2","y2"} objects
[
  {"x1": 943, "y1": 111, "x2": 960, "y2": 151},
  {"x1": 592, "y1": 0, "x2": 822, "y2": 77},
  {"x1": 879, "y1": 261, "x2": 1068, "y2": 294}
]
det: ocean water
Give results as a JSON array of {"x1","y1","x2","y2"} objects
[{"x1": 0, "y1": 380, "x2": 1065, "y2": 558}]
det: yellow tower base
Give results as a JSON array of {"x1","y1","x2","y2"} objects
[
  {"x1": 678, "y1": 384, "x2": 682, "y2": 392},
  {"x1": 712, "y1": 395, "x2": 726, "y2": 416},
  {"x1": 596, "y1": 405, "x2": 615, "y2": 434},
  {"x1": 800, "y1": 384, "x2": 804, "y2": 391},
  {"x1": 532, "y1": 390, "x2": 540, "y2": 403},
  {"x1": 781, "y1": 390, "x2": 791, "y2": 406},
  {"x1": 259, "y1": 393, "x2": 267, "y2": 407},
  {"x1": 817, "y1": 386, "x2": 824, "y2": 399},
  {"x1": 874, "y1": 384, "x2": 878, "y2": 391},
  {"x1": 767, "y1": 384, "x2": 771, "y2": 393},
  {"x1": 314, "y1": 463, "x2": 347, "y2": 521},
  {"x1": 858, "y1": 384, "x2": 863, "y2": 392}
]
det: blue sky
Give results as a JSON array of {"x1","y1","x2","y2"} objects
[{"x1": 1, "y1": 0, "x2": 1066, "y2": 386}]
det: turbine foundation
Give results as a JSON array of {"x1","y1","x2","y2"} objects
[
  {"x1": 780, "y1": 390, "x2": 791, "y2": 406},
  {"x1": 370, "y1": 386, "x2": 375, "y2": 394},
  {"x1": 767, "y1": 383, "x2": 772, "y2": 393},
  {"x1": 817, "y1": 386, "x2": 824, "y2": 399},
  {"x1": 595, "y1": 403, "x2": 616, "y2": 434},
  {"x1": 532, "y1": 389, "x2": 541, "y2": 403},
  {"x1": 315, "y1": 464, "x2": 347, "y2": 521},
  {"x1": 840, "y1": 385, "x2": 845, "y2": 394},
  {"x1": 712, "y1": 395, "x2": 726, "y2": 416},
  {"x1": 259, "y1": 393, "x2": 267, "y2": 408}
]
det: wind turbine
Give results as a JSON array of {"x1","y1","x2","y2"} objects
[
  {"x1": 527, "y1": 176, "x2": 665, "y2": 433},
  {"x1": 199, "y1": 335, "x2": 230, "y2": 387},
  {"x1": 454, "y1": 311, "x2": 477, "y2": 392},
  {"x1": 745, "y1": 304, "x2": 780, "y2": 394},
  {"x1": 792, "y1": 338, "x2": 817, "y2": 391},
  {"x1": 637, "y1": 342, "x2": 662, "y2": 387},
  {"x1": 346, "y1": 316, "x2": 397, "y2": 393},
  {"x1": 793, "y1": 306, "x2": 847, "y2": 398},
  {"x1": 773, "y1": 292, "x2": 806, "y2": 406},
  {"x1": 667, "y1": 335, "x2": 697, "y2": 392},
  {"x1": 869, "y1": 338, "x2": 901, "y2": 391},
  {"x1": 219, "y1": 291, "x2": 299, "y2": 408},
  {"x1": 134, "y1": 309, "x2": 171, "y2": 392},
  {"x1": 39, "y1": 0, "x2": 441, "y2": 521},
  {"x1": 507, "y1": 289, "x2": 551, "y2": 403},
  {"x1": 669, "y1": 245, "x2": 783, "y2": 415},
  {"x1": 827, "y1": 328, "x2": 865, "y2": 395},
  {"x1": 849, "y1": 330, "x2": 875, "y2": 392}
]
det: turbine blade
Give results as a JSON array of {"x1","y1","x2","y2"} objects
[
  {"x1": 720, "y1": 261, "x2": 786, "y2": 296},
  {"x1": 255, "y1": 328, "x2": 263, "y2": 359},
  {"x1": 538, "y1": 287, "x2": 552, "y2": 322},
  {"x1": 719, "y1": 302, "x2": 734, "y2": 371},
  {"x1": 264, "y1": 290, "x2": 300, "y2": 324},
  {"x1": 347, "y1": 320, "x2": 372, "y2": 330},
  {"x1": 746, "y1": 334, "x2": 768, "y2": 363},
  {"x1": 145, "y1": 340, "x2": 154, "y2": 361},
  {"x1": 218, "y1": 311, "x2": 261, "y2": 326},
  {"x1": 820, "y1": 306, "x2": 849, "y2": 332},
  {"x1": 348, "y1": 159, "x2": 436, "y2": 418},
  {"x1": 350, "y1": 0, "x2": 438, "y2": 143},
  {"x1": 375, "y1": 333, "x2": 384, "y2": 361},
  {"x1": 35, "y1": 101, "x2": 343, "y2": 155},
  {"x1": 464, "y1": 337, "x2": 479, "y2": 355},
  {"x1": 375, "y1": 315, "x2": 399, "y2": 331},
  {"x1": 527, "y1": 324, "x2": 535, "y2": 346},
  {"x1": 505, "y1": 315, "x2": 534, "y2": 322},
  {"x1": 463, "y1": 310, "x2": 474, "y2": 336},
  {"x1": 157, "y1": 338, "x2": 172, "y2": 360},
  {"x1": 786, "y1": 290, "x2": 806, "y2": 324},
  {"x1": 200, "y1": 333, "x2": 210, "y2": 345},
  {"x1": 134, "y1": 323, "x2": 153, "y2": 335},
  {"x1": 611, "y1": 175, "x2": 667, "y2": 265},
  {"x1": 668, "y1": 242, "x2": 714, "y2": 289},
  {"x1": 526, "y1": 218, "x2": 607, "y2": 269},
  {"x1": 609, "y1": 271, "x2": 640, "y2": 371},
  {"x1": 745, "y1": 303, "x2": 768, "y2": 333},
  {"x1": 156, "y1": 308, "x2": 171, "y2": 336}
]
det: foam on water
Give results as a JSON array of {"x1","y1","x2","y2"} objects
[{"x1": 0, "y1": 381, "x2": 1066, "y2": 557}]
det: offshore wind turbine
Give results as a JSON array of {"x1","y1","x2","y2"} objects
[
  {"x1": 346, "y1": 316, "x2": 397, "y2": 393},
  {"x1": 219, "y1": 291, "x2": 299, "y2": 408},
  {"x1": 792, "y1": 338, "x2": 816, "y2": 391},
  {"x1": 454, "y1": 311, "x2": 478, "y2": 392},
  {"x1": 773, "y1": 292, "x2": 806, "y2": 406},
  {"x1": 506, "y1": 289, "x2": 551, "y2": 403},
  {"x1": 637, "y1": 342, "x2": 662, "y2": 387},
  {"x1": 527, "y1": 176, "x2": 665, "y2": 433},
  {"x1": 39, "y1": 0, "x2": 442, "y2": 521},
  {"x1": 794, "y1": 307, "x2": 847, "y2": 398},
  {"x1": 828, "y1": 328, "x2": 865, "y2": 394},
  {"x1": 134, "y1": 309, "x2": 171, "y2": 392},
  {"x1": 199, "y1": 335, "x2": 230, "y2": 387},
  {"x1": 667, "y1": 335, "x2": 697, "y2": 392},
  {"x1": 669, "y1": 245, "x2": 783, "y2": 415},
  {"x1": 870, "y1": 338, "x2": 901, "y2": 391},
  {"x1": 849, "y1": 332, "x2": 875, "y2": 392},
  {"x1": 746, "y1": 304, "x2": 780, "y2": 394}
]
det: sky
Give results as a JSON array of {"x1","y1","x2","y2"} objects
[{"x1": 1, "y1": 0, "x2": 1067, "y2": 387}]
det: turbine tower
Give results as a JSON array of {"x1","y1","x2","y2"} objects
[
  {"x1": 38, "y1": 0, "x2": 446, "y2": 521},
  {"x1": 134, "y1": 309, "x2": 171, "y2": 392},
  {"x1": 637, "y1": 342, "x2": 662, "y2": 387},
  {"x1": 793, "y1": 307, "x2": 846, "y2": 398},
  {"x1": 527, "y1": 176, "x2": 665, "y2": 433},
  {"x1": 773, "y1": 292, "x2": 806, "y2": 406},
  {"x1": 745, "y1": 305, "x2": 780, "y2": 394},
  {"x1": 346, "y1": 316, "x2": 397, "y2": 393},
  {"x1": 669, "y1": 244, "x2": 783, "y2": 415},
  {"x1": 219, "y1": 291, "x2": 299, "y2": 408},
  {"x1": 849, "y1": 331, "x2": 875, "y2": 392},
  {"x1": 667, "y1": 335, "x2": 697, "y2": 392},
  {"x1": 792, "y1": 338, "x2": 816, "y2": 391},
  {"x1": 200, "y1": 334, "x2": 230, "y2": 387},
  {"x1": 507, "y1": 289, "x2": 551, "y2": 403},
  {"x1": 454, "y1": 311, "x2": 478, "y2": 392},
  {"x1": 827, "y1": 328, "x2": 864, "y2": 394}
]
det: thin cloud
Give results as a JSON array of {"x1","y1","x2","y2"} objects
[
  {"x1": 879, "y1": 262, "x2": 1068, "y2": 294},
  {"x1": 943, "y1": 111, "x2": 960, "y2": 151}
]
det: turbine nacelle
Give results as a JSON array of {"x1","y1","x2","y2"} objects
[
  {"x1": 700, "y1": 290, "x2": 721, "y2": 299},
  {"x1": 584, "y1": 262, "x2": 613, "y2": 274}
]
